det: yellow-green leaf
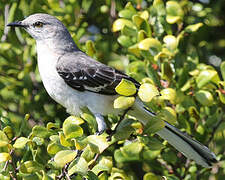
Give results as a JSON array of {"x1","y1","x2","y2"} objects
[
  {"x1": 47, "y1": 141, "x2": 66, "y2": 155},
  {"x1": 115, "y1": 79, "x2": 137, "y2": 96},
  {"x1": 160, "y1": 88, "x2": 176, "y2": 104},
  {"x1": 0, "y1": 153, "x2": 11, "y2": 163},
  {"x1": 185, "y1": 23, "x2": 203, "y2": 33},
  {"x1": 63, "y1": 116, "x2": 84, "y2": 139},
  {"x1": 87, "y1": 135, "x2": 109, "y2": 153},
  {"x1": 196, "y1": 70, "x2": 220, "y2": 88},
  {"x1": 0, "y1": 131, "x2": 8, "y2": 147},
  {"x1": 59, "y1": 132, "x2": 73, "y2": 147},
  {"x1": 138, "y1": 83, "x2": 159, "y2": 102},
  {"x1": 20, "y1": 161, "x2": 43, "y2": 173},
  {"x1": 166, "y1": 1, "x2": 184, "y2": 24},
  {"x1": 195, "y1": 90, "x2": 214, "y2": 106},
  {"x1": 138, "y1": 38, "x2": 162, "y2": 52},
  {"x1": 114, "y1": 96, "x2": 135, "y2": 110},
  {"x1": 163, "y1": 35, "x2": 178, "y2": 51},
  {"x1": 3, "y1": 126, "x2": 13, "y2": 140},
  {"x1": 13, "y1": 137, "x2": 30, "y2": 149},
  {"x1": 112, "y1": 19, "x2": 135, "y2": 32},
  {"x1": 159, "y1": 107, "x2": 177, "y2": 124},
  {"x1": 54, "y1": 150, "x2": 77, "y2": 167}
]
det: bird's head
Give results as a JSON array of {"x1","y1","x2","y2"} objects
[{"x1": 7, "y1": 13, "x2": 69, "y2": 41}]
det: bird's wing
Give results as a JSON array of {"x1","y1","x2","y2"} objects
[{"x1": 56, "y1": 52, "x2": 139, "y2": 95}]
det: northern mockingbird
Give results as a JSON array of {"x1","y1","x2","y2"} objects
[{"x1": 7, "y1": 13, "x2": 217, "y2": 167}]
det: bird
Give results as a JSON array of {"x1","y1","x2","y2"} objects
[{"x1": 7, "y1": 13, "x2": 217, "y2": 167}]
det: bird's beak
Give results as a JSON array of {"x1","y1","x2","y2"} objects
[{"x1": 7, "y1": 21, "x2": 27, "y2": 28}]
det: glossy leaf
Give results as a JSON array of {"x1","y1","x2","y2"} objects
[
  {"x1": 112, "y1": 19, "x2": 135, "y2": 32},
  {"x1": 163, "y1": 35, "x2": 177, "y2": 51},
  {"x1": 13, "y1": 137, "x2": 30, "y2": 149},
  {"x1": 166, "y1": 1, "x2": 184, "y2": 24},
  {"x1": 0, "y1": 153, "x2": 11, "y2": 163},
  {"x1": 114, "y1": 96, "x2": 135, "y2": 110},
  {"x1": 54, "y1": 150, "x2": 77, "y2": 167},
  {"x1": 87, "y1": 135, "x2": 109, "y2": 153},
  {"x1": 160, "y1": 88, "x2": 176, "y2": 104},
  {"x1": 138, "y1": 38, "x2": 162, "y2": 55},
  {"x1": 185, "y1": 23, "x2": 203, "y2": 33},
  {"x1": 63, "y1": 116, "x2": 84, "y2": 139},
  {"x1": 68, "y1": 157, "x2": 88, "y2": 176},
  {"x1": 196, "y1": 70, "x2": 220, "y2": 88},
  {"x1": 138, "y1": 83, "x2": 159, "y2": 102},
  {"x1": 115, "y1": 78, "x2": 137, "y2": 96},
  {"x1": 0, "y1": 131, "x2": 9, "y2": 147},
  {"x1": 195, "y1": 90, "x2": 214, "y2": 106}
]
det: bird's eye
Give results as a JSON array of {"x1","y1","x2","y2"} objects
[{"x1": 33, "y1": 21, "x2": 44, "y2": 28}]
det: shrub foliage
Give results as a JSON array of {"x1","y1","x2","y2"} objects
[{"x1": 0, "y1": 0, "x2": 225, "y2": 179}]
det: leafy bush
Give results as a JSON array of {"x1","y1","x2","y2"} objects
[{"x1": 0, "y1": 0, "x2": 225, "y2": 179}]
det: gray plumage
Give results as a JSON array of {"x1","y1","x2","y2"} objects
[{"x1": 8, "y1": 13, "x2": 217, "y2": 167}]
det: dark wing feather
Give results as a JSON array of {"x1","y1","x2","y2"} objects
[{"x1": 56, "y1": 52, "x2": 140, "y2": 95}]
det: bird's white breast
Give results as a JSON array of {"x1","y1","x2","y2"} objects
[{"x1": 35, "y1": 41, "x2": 119, "y2": 116}]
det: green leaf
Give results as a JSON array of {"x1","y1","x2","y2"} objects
[
  {"x1": 138, "y1": 83, "x2": 159, "y2": 102},
  {"x1": 160, "y1": 88, "x2": 176, "y2": 104},
  {"x1": 112, "y1": 19, "x2": 135, "y2": 32},
  {"x1": 166, "y1": 1, "x2": 184, "y2": 24},
  {"x1": 185, "y1": 23, "x2": 203, "y2": 33},
  {"x1": 138, "y1": 38, "x2": 162, "y2": 55},
  {"x1": 113, "y1": 96, "x2": 135, "y2": 110},
  {"x1": 144, "y1": 116, "x2": 165, "y2": 134},
  {"x1": 3, "y1": 126, "x2": 13, "y2": 140},
  {"x1": 68, "y1": 157, "x2": 88, "y2": 176},
  {"x1": 0, "y1": 131, "x2": 9, "y2": 147},
  {"x1": 63, "y1": 116, "x2": 84, "y2": 139},
  {"x1": 47, "y1": 141, "x2": 66, "y2": 155},
  {"x1": 196, "y1": 70, "x2": 220, "y2": 88},
  {"x1": 163, "y1": 35, "x2": 178, "y2": 51},
  {"x1": 143, "y1": 172, "x2": 160, "y2": 180},
  {"x1": 118, "y1": 35, "x2": 132, "y2": 47},
  {"x1": 161, "y1": 61, "x2": 174, "y2": 81},
  {"x1": 121, "y1": 25, "x2": 137, "y2": 36},
  {"x1": 54, "y1": 150, "x2": 77, "y2": 167},
  {"x1": 114, "y1": 142, "x2": 143, "y2": 163},
  {"x1": 92, "y1": 156, "x2": 113, "y2": 175},
  {"x1": 138, "y1": 136, "x2": 164, "y2": 151},
  {"x1": 86, "y1": 40, "x2": 96, "y2": 57},
  {"x1": 87, "y1": 135, "x2": 109, "y2": 153},
  {"x1": 64, "y1": 116, "x2": 85, "y2": 126},
  {"x1": 119, "y1": 9, "x2": 136, "y2": 19},
  {"x1": 32, "y1": 125, "x2": 52, "y2": 138},
  {"x1": 195, "y1": 90, "x2": 214, "y2": 106},
  {"x1": 13, "y1": 137, "x2": 30, "y2": 149},
  {"x1": 216, "y1": 90, "x2": 225, "y2": 104},
  {"x1": 113, "y1": 118, "x2": 135, "y2": 141},
  {"x1": 115, "y1": 79, "x2": 137, "y2": 96},
  {"x1": 32, "y1": 137, "x2": 44, "y2": 146},
  {"x1": 20, "y1": 161, "x2": 43, "y2": 174},
  {"x1": 0, "y1": 153, "x2": 11, "y2": 163},
  {"x1": 159, "y1": 107, "x2": 177, "y2": 124},
  {"x1": 220, "y1": 61, "x2": 225, "y2": 81},
  {"x1": 59, "y1": 132, "x2": 73, "y2": 147},
  {"x1": 47, "y1": 122, "x2": 60, "y2": 130}
]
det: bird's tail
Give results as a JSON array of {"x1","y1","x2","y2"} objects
[{"x1": 130, "y1": 99, "x2": 217, "y2": 167}]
